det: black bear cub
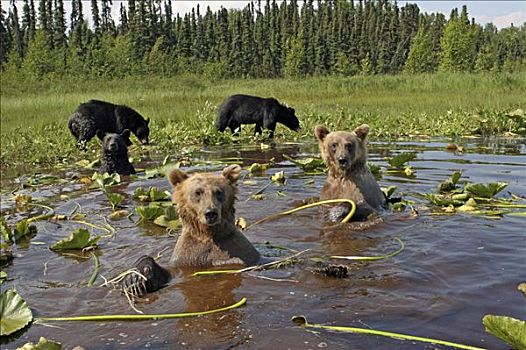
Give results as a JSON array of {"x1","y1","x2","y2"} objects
[
  {"x1": 68, "y1": 99, "x2": 150, "y2": 148},
  {"x1": 215, "y1": 94, "x2": 300, "y2": 138},
  {"x1": 98, "y1": 129, "x2": 136, "y2": 175}
]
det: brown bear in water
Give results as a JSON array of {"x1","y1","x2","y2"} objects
[
  {"x1": 122, "y1": 165, "x2": 260, "y2": 297},
  {"x1": 315, "y1": 124, "x2": 387, "y2": 222}
]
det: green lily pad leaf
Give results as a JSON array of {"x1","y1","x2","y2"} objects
[
  {"x1": 464, "y1": 182, "x2": 508, "y2": 198},
  {"x1": 248, "y1": 162, "x2": 269, "y2": 174},
  {"x1": 425, "y1": 194, "x2": 464, "y2": 207},
  {"x1": 142, "y1": 163, "x2": 181, "y2": 179},
  {"x1": 76, "y1": 159, "x2": 100, "y2": 169},
  {"x1": 0, "y1": 289, "x2": 33, "y2": 336},
  {"x1": 0, "y1": 271, "x2": 6, "y2": 285},
  {"x1": 153, "y1": 216, "x2": 180, "y2": 229},
  {"x1": 1, "y1": 215, "x2": 11, "y2": 244},
  {"x1": 49, "y1": 228, "x2": 100, "y2": 251},
  {"x1": 438, "y1": 171, "x2": 463, "y2": 193},
  {"x1": 149, "y1": 187, "x2": 169, "y2": 201},
  {"x1": 91, "y1": 172, "x2": 121, "y2": 189},
  {"x1": 482, "y1": 315, "x2": 526, "y2": 350},
  {"x1": 106, "y1": 192, "x2": 125, "y2": 211},
  {"x1": 133, "y1": 187, "x2": 149, "y2": 201},
  {"x1": 13, "y1": 220, "x2": 38, "y2": 242},
  {"x1": 108, "y1": 209, "x2": 130, "y2": 220},
  {"x1": 368, "y1": 163, "x2": 382, "y2": 176},
  {"x1": 1, "y1": 242, "x2": 14, "y2": 263},
  {"x1": 17, "y1": 336, "x2": 62, "y2": 350},
  {"x1": 387, "y1": 152, "x2": 417, "y2": 168},
  {"x1": 270, "y1": 171, "x2": 286, "y2": 184},
  {"x1": 135, "y1": 204, "x2": 165, "y2": 224},
  {"x1": 283, "y1": 155, "x2": 326, "y2": 172},
  {"x1": 381, "y1": 186, "x2": 397, "y2": 199},
  {"x1": 457, "y1": 198, "x2": 478, "y2": 212}
]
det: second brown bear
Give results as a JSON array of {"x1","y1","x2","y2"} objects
[{"x1": 315, "y1": 124, "x2": 387, "y2": 222}]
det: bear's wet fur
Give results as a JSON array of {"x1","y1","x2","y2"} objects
[
  {"x1": 315, "y1": 124, "x2": 387, "y2": 223},
  {"x1": 98, "y1": 129, "x2": 136, "y2": 176},
  {"x1": 168, "y1": 164, "x2": 261, "y2": 266},
  {"x1": 215, "y1": 94, "x2": 300, "y2": 138},
  {"x1": 68, "y1": 99, "x2": 150, "y2": 148},
  {"x1": 122, "y1": 165, "x2": 260, "y2": 297}
]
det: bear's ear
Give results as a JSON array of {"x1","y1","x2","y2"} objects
[
  {"x1": 121, "y1": 129, "x2": 131, "y2": 139},
  {"x1": 167, "y1": 168, "x2": 189, "y2": 187},
  {"x1": 353, "y1": 124, "x2": 370, "y2": 140},
  {"x1": 145, "y1": 117, "x2": 150, "y2": 124},
  {"x1": 314, "y1": 125, "x2": 329, "y2": 141},
  {"x1": 222, "y1": 164, "x2": 241, "y2": 184},
  {"x1": 96, "y1": 129, "x2": 106, "y2": 141}
]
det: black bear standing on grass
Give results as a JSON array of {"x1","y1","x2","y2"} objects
[
  {"x1": 98, "y1": 129, "x2": 136, "y2": 175},
  {"x1": 215, "y1": 94, "x2": 300, "y2": 138},
  {"x1": 68, "y1": 99, "x2": 150, "y2": 148}
]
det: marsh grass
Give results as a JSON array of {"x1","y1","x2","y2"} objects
[{"x1": 1, "y1": 72, "x2": 525, "y2": 174}]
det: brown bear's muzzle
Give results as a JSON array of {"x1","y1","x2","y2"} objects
[{"x1": 203, "y1": 208, "x2": 220, "y2": 226}]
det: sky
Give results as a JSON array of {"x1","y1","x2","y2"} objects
[{"x1": 2, "y1": 1, "x2": 525, "y2": 29}]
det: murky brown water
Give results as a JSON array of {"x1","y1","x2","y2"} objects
[{"x1": 1, "y1": 138, "x2": 525, "y2": 349}]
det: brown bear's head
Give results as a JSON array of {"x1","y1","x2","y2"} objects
[
  {"x1": 314, "y1": 124, "x2": 369, "y2": 177},
  {"x1": 167, "y1": 165, "x2": 241, "y2": 227}
]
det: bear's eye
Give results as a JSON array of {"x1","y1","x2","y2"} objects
[
  {"x1": 346, "y1": 143, "x2": 354, "y2": 152},
  {"x1": 194, "y1": 189, "x2": 203, "y2": 198},
  {"x1": 214, "y1": 189, "x2": 225, "y2": 202},
  {"x1": 330, "y1": 142, "x2": 338, "y2": 151}
]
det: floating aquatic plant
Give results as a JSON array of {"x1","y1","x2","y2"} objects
[
  {"x1": 15, "y1": 337, "x2": 62, "y2": 350},
  {"x1": 0, "y1": 289, "x2": 33, "y2": 336},
  {"x1": 91, "y1": 172, "x2": 121, "y2": 189},
  {"x1": 133, "y1": 186, "x2": 169, "y2": 202},
  {"x1": 464, "y1": 182, "x2": 508, "y2": 198},
  {"x1": 270, "y1": 171, "x2": 286, "y2": 184},
  {"x1": 291, "y1": 315, "x2": 485, "y2": 350},
  {"x1": 438, "y1": 171, "x2": 463, "y2": 193},
  {"x1": 282, "y1": 155, "x2": 326, "y2": 173},
  {"x1": 106, "y1": 192, "x2": 125, "y2": 211},
  {"x1": 482, "y1": 315, "x2": 526, "y2": 350},
  {"x1": 386, "y1": 152, "x2": 417, "y2": 168},
  {"x1": 49, "y1": 228, "x2": 101, "y2": 251}
]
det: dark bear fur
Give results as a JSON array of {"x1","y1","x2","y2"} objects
[
  {"x1": 315, "y1": 124, "x2": 387, "y2": 223},
  {"x1": 215, "y1": 94, "x2": 300, "y2": 138},
  {"x1": 98, "y1": 129, "x2": 136, "y2": 175},
  {"x1": 68, "y1": 99, "x2": 150, "y2": 148}
]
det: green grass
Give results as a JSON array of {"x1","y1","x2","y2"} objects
[{"x1": 1, "y1": 72, "x2": 525, "y2": 176}]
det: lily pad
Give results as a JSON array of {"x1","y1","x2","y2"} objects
[
  {"x1": 438, "y1": 171, "x2": 463, "y2": 193},
  {"x1": 1, "y1": 215, "x2": 11, "y2": 244},
  {"x1": 13, "y1": 220, "x2": 38, "y2": 242},
  {"x1": 381, "y1": 186, "x2": 397, "y2": 199},
  {"x1": 49, "y1": 228, "x2": 100, "y2": 251},
  {"x1": 106, "y1": 192, "x2": 125, "y2": 211},
  {"x1": 387, "y1": 152, "x2": 416, "y2": 168},
  {"x1": 0, "y1": 289, "x2": 33, "y2": 336},
  {"x1": 271, "y1": 171, "x2": 286, "y2": 184},
  {"x1": 91, "y1": 172, "x2": 121, "y2": 189},
  {"x1": 464, "y1": 182, "x2": 508, "y2": 198},
  {"x1": 133, "y1": 187, "x2": 169, "y2": 202},
  {"x1": 283, "y1": 155, "x2": 325, "y2": 172},
  {"x1": 482, "y1": 315, "x2": 526, "y2": 350},
  {"x1": 135, "y1": 204, "x2": 166, "y2": 224},
  {"x1": 0, "y1": 271, "x2": 6, "y2": 285},
  {"x1": 425, "y1": 194, "x2": 464, "y2": 207},
  {"x1": 17, "y1": 337, "x2": 62, "y2": 350}
]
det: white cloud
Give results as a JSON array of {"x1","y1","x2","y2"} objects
[{"x1": 492, "y1": 11, "x2": 526, "y2": 28}]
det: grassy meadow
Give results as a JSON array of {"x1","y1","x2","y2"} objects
[{"x1": 1, "y1": 72, "x2": 525, "y2": 175}]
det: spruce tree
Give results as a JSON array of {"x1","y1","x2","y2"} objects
[{"x1": 405, "y1": 24, "x2": 438, "y2": 73}]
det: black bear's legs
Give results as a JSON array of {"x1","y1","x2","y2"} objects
[
  {"x1": 121, "y1": 256, "x2": 171, "y2": 297},
  {"x1": 228, "y1": 122, "x2": 241, "y2": 137},
  {"x1": 254, "y1": 123, "x2": 263, "y2": 136}
]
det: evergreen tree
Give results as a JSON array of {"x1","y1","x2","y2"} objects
[
  {"x1": 0, "y1": 2, "x2": 11, "y2": 67},
  {"x1": 405, "y1": 24, "x2": 439, "y2": 73},
  {"x1": 22, "y1": 0, "x2": 36, "y2": 43},
  {"x1": 53, "y1": 0, "x2": 66, "y2": 48},
  {"x1": 91, "y1": 0, "x2": 101, "y2": 36},
  {"x1": 439, "y1": 6, "x2": 477, "y2": 72}
]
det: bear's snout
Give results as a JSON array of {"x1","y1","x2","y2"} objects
[
  {"x1": 108, "y1": 141, "x2": 119, "y2": 152},
  {"x1": 338, "y1": 157, "x2": 348, "y2": 168},
  {"x1": 204, "y1": 208, "x2": 219, "y2": 225},
  {"x1": 140, "y1": 137, "x2": 149, "y2": 145}
]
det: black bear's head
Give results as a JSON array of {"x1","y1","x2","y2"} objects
[
  {"x1": 97, "y1": 129, "x2": 132, "y2": 154},
  {"x1": 134, "y1": 117, "x2": 150, "y2": 145},
  {"x1": 278, "y1": 105, "x2": 300, "y2": 132}
]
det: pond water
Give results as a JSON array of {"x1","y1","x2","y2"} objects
[{"x1": 1, "y1": 138, "x2": 525, "y2": 350}]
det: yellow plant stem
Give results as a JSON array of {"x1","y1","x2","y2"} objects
[
  {"x1": 292, "y1": 315, "x2": 486, "y2": 350},
  {"x1": 87, "y1": 252, "x2": 100, "y2": 287},
  {"x1": 37, "y1": 297, "x2": 247, "y2": 322},
  {"x1": 27, "y1": 203, "x2": 55, "y2": 222},
  {"x1": 246, "y1": 198, "x2": 356, "y2": 230}
]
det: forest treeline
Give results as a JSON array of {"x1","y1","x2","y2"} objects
[{"x1": 1, "y1": 0, "x2": 525, "y2": 80}]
